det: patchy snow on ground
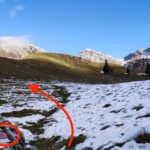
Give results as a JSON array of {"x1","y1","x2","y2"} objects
[
  {"x1": 8, "y1": 114, "x2": 44, "y2": 126},
  {"x1": 0, "y1": 78, "x2": 150, "y2": 150},
  {"x1": 43, "y1": 80, "x2": 150, "y2": 149}
]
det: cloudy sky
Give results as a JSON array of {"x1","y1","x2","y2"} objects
[{"x1": 0, "y1": 0, "x2": 150, "y2": 58}]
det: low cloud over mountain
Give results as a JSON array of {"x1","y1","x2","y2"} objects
[{"x1": 0, "y1": 36, "x2": 46, "y2": 59}]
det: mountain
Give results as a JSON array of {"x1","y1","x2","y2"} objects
[
  {"x1": 0, "y1": 37, "x2": 46, "y2": 59},
  {"x1": 124, "y1": 48, "x2": 150, "y2": 61},
  {"x1": 77, "y1": 48, "x2": 124, "y2": 65}
]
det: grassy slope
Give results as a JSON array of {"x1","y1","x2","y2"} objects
[{"x1": 0, "y1": 52, "x2": 149, "y2": 83}]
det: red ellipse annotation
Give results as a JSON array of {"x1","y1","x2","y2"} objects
[{"x1": 0, "y1": 122, "x2": 21, "y2": 148}]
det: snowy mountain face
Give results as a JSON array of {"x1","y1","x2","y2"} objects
[
  {"x1": 1, "y1": 78, "x2": 150, "y2": 150},
  {"x1": 124, "y1": 48, "x2": 150, "y2": 61},
  {"x1": 0, "y1": 37, "x2": 46, "y2": 59},
  {"x1": 77, "y1": 48, "x2": 124, "y2": 65}
]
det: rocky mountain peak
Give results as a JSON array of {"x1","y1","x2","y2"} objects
[
  {"x1": 124, "y1": 48, "x2": 150, "y2": 61},
  {"x1": 0, "y1": 37, "x2": 46, "y2": 59},
  {"x1": 77, "y1": 48, "x2": 124, "y2": 65}
]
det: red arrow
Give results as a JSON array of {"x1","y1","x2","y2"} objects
[{"x1": 28, "y1": 84, "x2": 74, "y2": 147}]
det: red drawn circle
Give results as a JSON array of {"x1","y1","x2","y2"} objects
[{"x1": 0, "y1": 122, "x2": 21, "y2": 148}]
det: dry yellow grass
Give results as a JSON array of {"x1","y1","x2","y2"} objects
[{"x1": 0, "y1": 53, "x2": 149, "y2": 83}]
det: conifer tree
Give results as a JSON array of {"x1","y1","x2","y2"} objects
[
  {"x1": 127, "y1": 67, "x2": 130, "y2": 75},
  {"x1": 145, "y1": 63, "x2": 150, "y2": 75},
  {"x1": 103, "y1": 59, "x2": 110, "y2": 75}
]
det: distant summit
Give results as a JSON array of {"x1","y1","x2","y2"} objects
[
  {"x1": 77, "y1": 48, "x2": 124, "y2": 65},
  {"x1": 0, "y1": 37, "x2": 46, "y2": 59},
  {"x1": 124, "y1": 48, "x2": 150, "y2": 61}
]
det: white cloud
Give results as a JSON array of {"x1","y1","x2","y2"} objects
[
  {"x1": 13, "y1": 35, "x2": 31, "y2": 42},
  {"x1": 0, "y1": 36, "x2": 31, "y2": 45},
  {"x1": 0, "y1": 36, "x2": 31, "y2": 51},
  {"x1": 10, "y1": 4, "x2": 24, "y2": 18}
]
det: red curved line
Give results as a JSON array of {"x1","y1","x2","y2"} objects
[{"x1": 38, "y1": 89, "x2": 74, "y2": 147}]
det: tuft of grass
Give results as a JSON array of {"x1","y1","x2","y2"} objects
[
  {"x1": 135, "y1": 133, "x2": 150, "y2": 143},
  {"x1": 52, "y1": 85, "x2": 71, "y2": 103},
  {"x1": 28, "y1": 134, "x2": 86, "y2": 150},
  {"x1": 82, "y1": 147, "x2": 93, "y2": 150},
  {"x1": 23, "y1": 118, "x2": 50, "y2": 135},
  {"x1": 68, "y1": 134, "x2": 87, "y2": 149},
  {"x1": 1, "y1": 109, "x2": 41, "y2": 117},
  {"x1": 0, "y1": 99, "x2": 8, "y2": 105}
]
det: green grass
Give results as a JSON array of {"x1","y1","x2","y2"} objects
[
  {"x1": 0, "y1": 99, "x2": 8, "y2": 105},
  {"x1": 1, "y1": 109, "x2": 41, "y2": 117},
  {"x1": 0, "y1": 52, "x2": 149, "y2": 83},
  {"x1": 28, "y1": 134, "x2": 86, "y2": 150}
]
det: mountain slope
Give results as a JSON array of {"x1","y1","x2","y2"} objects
[
  {"x1": 124, "y1": 48, "x2": 150, "y2": 61},
  {"x1": 0, "y1": 53, "x2": 149, "y2": 83},
  {"x1": 0, "y1": 37, "x2": 46, "y2": 59},
  {"x1": 0, "y1": 53, "x2": 103, "y2": 83},
  {"x1": 77, "y1": 48, "x2": 124, "y2": 65}
]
